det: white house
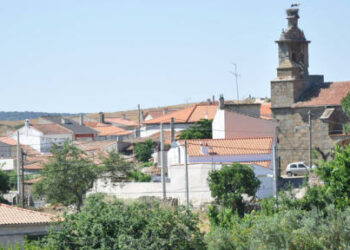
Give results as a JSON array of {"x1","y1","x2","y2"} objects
[
  {"x1": 13, "y1": 120, "x2": 73, "y2": 153},
  {"x1": 212, "y1": 100, "x2": 278, "y2": 140},
  {"x1": 89, "y1": 137, "x2": 276, "y2": 205},
  {"x1": 0, "y1": 204, "x2": 60, "y2": 248},
  {"x1": 141, "y1": 104, "x2": 218, "y2": 138}
]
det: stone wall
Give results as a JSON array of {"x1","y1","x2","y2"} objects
[{"x1": 273, "y1": 106, "x2": 344, "y2": 174}]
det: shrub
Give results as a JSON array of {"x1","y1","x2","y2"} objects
[{"x1": 134, "y1": 140, "x2": 155, "y2": 162}]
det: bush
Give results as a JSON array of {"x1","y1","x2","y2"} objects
[
  {"x1": 129, "y1": 170, "x2": 151, "y2": 182},
  {"x1": 34, "y1": 195, "x2": 206, "y2": 250},
  {"x1": 134, "y1": 140, "x2": 155, "y2": 162}
]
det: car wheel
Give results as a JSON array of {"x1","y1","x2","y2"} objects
[{"x1": 287, "y1": 172, "x2": 292, "y2": 177}]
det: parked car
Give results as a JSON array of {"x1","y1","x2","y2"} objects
[{"x1": 285, "y1": 162, "x2": 316, "y2": 176}]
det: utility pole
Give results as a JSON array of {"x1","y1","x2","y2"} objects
[
  {"x1": 137, "y1": 104, "x2": 141, "y2": 138},
  {"x1": 170, "y1": 117, "x2": 175, "y2": 143},
  {"x1": 308, "y1": 110, "x2": 312, "y2": 170},
  {"x1": 231, "y1": 63, "x2": 240, "y2": 103},
  {"x1": 160, "y1": 123, "x2": 166, "y2": 199},
  {"x1": 184, "y1": 140, "x2": 189, "y2": 209},
  {"x1": 21, "y1": 148, "x2": 25, "y2": 208},
  {"x1": 16, "y1": 131, "x2": 22, "y2": 205},
  {"x1": 272, "y1": 142, "x2": 278, "y2": 202}
]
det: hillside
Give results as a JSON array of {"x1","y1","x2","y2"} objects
[{"x1": 0, "y1": 111, "x2": 80, "y2": 121}]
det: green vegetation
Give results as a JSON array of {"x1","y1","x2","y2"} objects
[
  {"x1": 133, "y1": 139, "x2": 155, "y2": 162},
  {"x1": 205, "y1": 144, "x2": 350, "y2": 249},
  {"x1": 28, "y1": 195, "x2": 205, "y2": 250},
  {"x1": 129, "y1": 170, "x2": 151, "y2": 182},
  {"x1": 207, "y1": 163, "x2": 260, "y2": 218},
  {"x1": 178, "y1": 119, "x2": 213, "y2": 140},
  {"x1": 0, "y1": 170, "x2": 10, "y2": 196},
  {"x1": 34, "y1": 142, "x2": 98, "y2": 211},
  {"x1": 99, "y1": 150, "x2": 133, "y2": 182}
]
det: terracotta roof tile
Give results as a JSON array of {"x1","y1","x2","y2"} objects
[
  {"x1": 24, "y1": 177, "x2": 43, "y2": 184},
  {"x1": 105, "y1": 118, "x2": 138, "y2": 126},
  {"x1": 32, "y1": 124, "x2": 72, "y2": 135},
  {"x1": 293, "y1": 81, "x2": 350, "y2": 107},
  {"x1": 0, "y1": 137, "x2": 17, "y2": 146},
  {"x1": 148, "y1": 131, "x2": 181, "y2": 144},
  {"x1": 0, "y1": 204, "x2": 61, "y2": 225},
  {"x1": 84, "y1": 122, "x2": 132, "y2": 136},
  {"x1": 143, "y1": 104, "x2": 217, "y2": 124},
  {"x1": 23, "y1": 162, "x2": 44, "y2": 170},
  {"x1": 242, "y1": 161, "x2": 271, "y2": 168},
  {"x1": 181, "y1": 137, "x2": 272, "y2": 156}
]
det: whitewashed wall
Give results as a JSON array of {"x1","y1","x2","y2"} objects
[
  {"x1": 0, "y1": 159, "x2": 16, "y2": 171},
  {"x1": 89, "y1": 163, "x2": 274, "y2": 206}
]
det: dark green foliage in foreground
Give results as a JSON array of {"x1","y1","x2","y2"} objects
[
  {"x1": 0, "y1": 170, "x2": 10, "y2": 195},
  {"x1": 133, "y1": 139, "x2": 155, "y2": 162},
  {"x1": 178, "y1": 119, "x2": 213, "y2": 140},
  {"x1": 208, "y1": 163, "x2": 260, "y2": 217},
  {"x1": 30, "y1": 195, "x2": 205, "y2": 250}
]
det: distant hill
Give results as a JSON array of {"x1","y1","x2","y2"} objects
[{"x1": 0, "y1": 111, "x2": 81, "y2": 121}]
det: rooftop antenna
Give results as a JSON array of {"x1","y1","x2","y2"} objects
[
  {"x1": 230, "y1": 63, "x2": 240, "y2": 104},
  {"x1": 291, "y1": 3, "x2": 300, "y2": 8}
]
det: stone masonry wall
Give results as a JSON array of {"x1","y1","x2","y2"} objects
[{"x1": 273, "y1": 107, "x2": 335, "y2": 174}]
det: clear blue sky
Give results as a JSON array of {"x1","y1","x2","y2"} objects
[{"x1": 1, "y1": 0, "x2": 349, "y2": 113}]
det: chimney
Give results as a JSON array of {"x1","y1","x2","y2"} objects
[
  {"x1": 24, "y1": 119, "x2": 30, "y2": 128},
  {"x1": 207, "y1": 98, "x2": 212, "y2": 104},
  {"x1": 80, "y1": 114, "x2": 84, "y2": 126},
  {"x1": 212, "y1": 95, "x2": 215, "y2": 103},
  {"x1": 99, "y1": 112, "x2": 105, "y2": 124},
  {"x1": 219, "y1": 94, "x2": 225, "y2": 109},
  {"x1": 200, "y1": 143, "x2": 209, "y2": 155},
  {"x1": 122, "y1": 113, "x2": 126, "y2": 120},
  {"x1": 163, "y1": 109, "x2": 168, "y2": 115},
  {"x1": 140, "y1": 110, "x2": 144, "y2": 122},
  {"x1": 61, "y1": 118, "x2": 66, "y2": 124}
]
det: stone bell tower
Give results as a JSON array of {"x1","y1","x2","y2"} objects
[{"x1": 271, "y1": 8, "x2": 311, "y2": 108}]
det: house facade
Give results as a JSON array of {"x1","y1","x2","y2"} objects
[
  {"x1": 0, "y1": 204, "x2": 60, "y2": 248},
  {"x1": 141, "y1": 104, "x2": 218, "y2": 138},
  {"x1": 12, "y1": 120, "x2": 73, "y2": 153},
  {"x1": 271, "y1": 8, "x2": 350, "y2": 173},
  {"x1": 212, "y1": 98, "x2": 278, "y2": 140}
]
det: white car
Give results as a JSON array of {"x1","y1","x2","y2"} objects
[{"x1": 286, "y1": 162, "x2": 315, "y2": 177}]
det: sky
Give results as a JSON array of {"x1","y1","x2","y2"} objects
[{"x1": 0, "y1": 0, "x2": 349, "y2": 113}]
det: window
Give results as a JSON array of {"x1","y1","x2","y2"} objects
[
  {"x1": 298, "y1": 164, "x2": 306, "y2": 168},
  {"x1": 290, "y1": 164, "x2": 297, "y2": 169}
]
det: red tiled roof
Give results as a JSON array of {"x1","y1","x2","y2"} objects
[
  {"x1": 242, "y1": 161, "x2": 271, "y2": 168},
  {"x1": 143, "y1": 104, "x2": 218, "y2": 124},
  {"x1": 84, "y1": 122, "x2": 132, "y2": 136},
  {"x1": 105, "y1": 117, "x2": 138, "y2": 126},
  {"x1": 23, "y1": 162, "x2": 44, "y2": 170},
  {"x1": 24, "y1": 177, "x2": 43, "y2": 184},
  {"x1": 148, "y1": 131, "x2": 181, "y2": 144},
  {"x1": 260, "y1": 103, "x2": 272, "y2": 120},
  {"x1": 0, "y1": 204, "x2": 61, "y2": 225},
  {"x1": 0, "y1": 137, "x2": 16, "y2": 146},
  {"x1": 32, "y1": 124, "x2": 72, "y2": 135},
  {"x1": 293, "y1": 81, "x2": 350, "y2": 108},
  {"x1": 181, "y1": 137, "x2": 272, "y2": 156}
]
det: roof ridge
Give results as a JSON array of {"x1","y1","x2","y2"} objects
[{"x1": 0, "y1": 203, "x2": 56, "y2": 218}]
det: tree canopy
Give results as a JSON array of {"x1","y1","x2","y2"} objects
[
  {"x1": 0, "y1": 169, "x2": 10, "y2": 196},
  {"x1": 133, "y1": 139, "x2": 155, "y2": 162},
  {"x1": 178, "y1": 119, "x2": 213, "y2": 140},
  {"x1": 31, "y1": 195, "x2": 205, "y2": 250},
  {"x1": 34, "y1": 142, "x2": 97, "y2": 211},
  {"x1": 207, "y1": 163, "x2": 260, "y2": 217}
]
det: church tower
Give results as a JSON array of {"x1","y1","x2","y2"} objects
[{"x1": 271, "y1": 8, "x2": 310, "y2": 108}]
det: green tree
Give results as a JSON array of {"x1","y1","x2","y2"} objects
[
  {"x1": 0, "y1": 169, "x2": 10, "y2": 196},
  {"x1": 316, "y1": 144, "x2": 350, "y2": 208},
  {"x1": 342, "y1": 91, "x2": 350, "y2": 117},
  {"x1": 178, "y1": 119, "x2": 213, "y2": 140},
  {"x1": 99, "y1": 150, "x2": 133, "y2": 181},
  {"x1": 34, "y1": 142, "x2": 97, "y2": 211},
  {"x1": 133, "y1": 139, "x2": 155, "y2": 162},
  {"x1": 207, "y1": 163, "x2": 260, "y2": 217},
  {"x1": 34, "y1": 195, "x2": 205, "y2": 250}
]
